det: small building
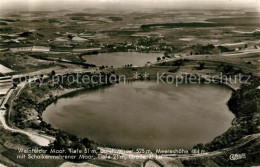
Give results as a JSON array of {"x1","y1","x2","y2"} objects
[
  {"x1": 0, "y1": 65, "x2": 13, "y2": 74},
  {"x1": 73, "y1": 48, "x2": 101, "y2": 53},
  {"x1": 72, "y1": 36, "x2": 88, "y2": 42},
  {"x1": 32, "y1": 46, "x2": 51, "y2": 52},
  {"x1": 10, "y1": 47, "x2": 32, "y2": 52},
  {"x1": 0, "y1": 76, "x2": 12, "y2": 83}
]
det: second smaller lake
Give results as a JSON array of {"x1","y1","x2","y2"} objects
[{"x1": 83, "y1": 52, "x2": 163, "y2": 67}]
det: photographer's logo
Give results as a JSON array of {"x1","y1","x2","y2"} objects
[{"x1": 229, "y1": 153, "x2": 246, "y2": 160}]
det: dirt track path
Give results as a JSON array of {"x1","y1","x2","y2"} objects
[{"x1": 0, "y1": 110, "x2": 54, "y2": 147}]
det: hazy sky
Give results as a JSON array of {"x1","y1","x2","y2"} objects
[{"x1": 1, "y1": 0, "x2": 259, "y2": 11}]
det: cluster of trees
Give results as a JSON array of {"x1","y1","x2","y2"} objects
[
  {"x1": 137, "y1": 37, "x2": 160, "y2": 47},
  {"x1": 79, "y1": 51, "x2": 99, "y2": 56},
  {"x1": 12, "y1": 91, "x2": 38, "y2": 129},
  {"x1": 156, "y1": 55, "x2": 167, "y2": 62},
  {"x1": 47, "y1": 132, "x2": 98, "y2": 161},
  {"x1": 190, "y1": 44, "x2": 215, "y2": 55},
  {"x1": 12, "y1": 81, "x2": 56, "y2": 129},
  {"x1": 172, "y1": 59, "x2": 190, "y2": 66},
  {"x1": 205, "y1": 76, "x2": 259, "y2": 151},
  {"x1": 217, "y1": 45, "x2": 230, "y2": 53},
  {"x1": 192, "y1": 62, "x2": 206, "y2": 70},
  {"x1": 216, "y1": 64, "x2": 244, "y2": 75},
  {"x1": 48, "y1": 19, "x2": 59, "y2": 23},
  {"x1": 100, "y1": 65, "x2": 114, "y2": 69},
  {"x1": 186, "y1": 76, "x2": 259, "y2": 167},
  {"x1": 124, "y1": 64, "x2": 133, "y2": 67},
  {"x1": 164, "y1": 52, "x2": 171, "y2": 58},
  {"x1": 157, "y1": 59, "x2": 191, "y2": 67}
]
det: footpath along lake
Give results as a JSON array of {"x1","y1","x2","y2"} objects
[{"x1": 42, "y1": 81, "x2": 234, "y2": 150}]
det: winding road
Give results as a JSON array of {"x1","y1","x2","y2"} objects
[{"x1": 0, "y1": 83, "x2": 55, "y2": 147}]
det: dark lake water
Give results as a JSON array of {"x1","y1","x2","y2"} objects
[
  {"x1": 42, "y1": 81, "x2": 234, "y2": 150},
  {"x1": 83, "y1": 52, "x2": 163, "y2": 67}
]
